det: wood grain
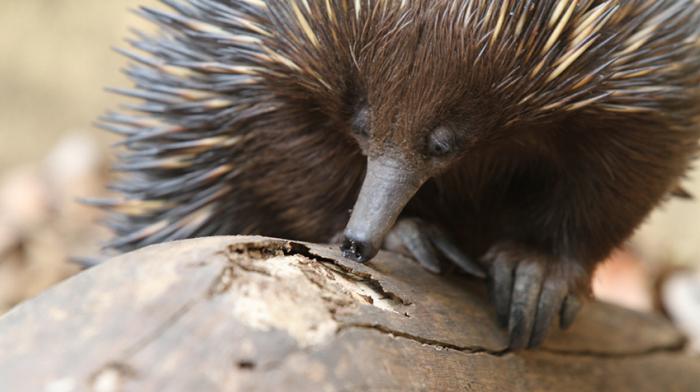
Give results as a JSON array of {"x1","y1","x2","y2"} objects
[{"x1": 0, "y1": 236, "x2": 697, "y2": 391}]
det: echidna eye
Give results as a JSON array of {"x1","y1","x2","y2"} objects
[
  {"x1": 427, "y1": 126, "x2": 455, "y2": 157},
  {"x1": 351, "y1": 107, "x2": 370, "y2": 138},
  {"x1": 429, "y1": 142, "x2": 450, "y2": 156}
]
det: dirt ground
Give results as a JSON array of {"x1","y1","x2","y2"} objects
[{"x1": 0, "y1": 0, "x2": 699, "y2": 350}]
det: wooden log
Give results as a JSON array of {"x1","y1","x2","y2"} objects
[{"x1": 0, "y1": 236, "x2": 698, "y2": 391}]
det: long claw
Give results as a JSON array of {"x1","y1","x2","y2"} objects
[
  {"x1": 485, "y1": 243, "x2": 588, "y2": 348},
  {"x1": 387, "y1": 218, "x2": 486, "y2": 277},
  {"x1": 508, "y1": 261, "x2": 544, "y2": 350},
  {"x1": 491, "y1": 257, "x2": 515, "y2": 328},
  {"x1": 429, "y1": 226, "x2": 486, "y2": 278},
  {"x1": 560, "y1": 294, "x2": 582, "y2": 329},
  {"x1": 395, "y1": 223, "x2": 442, "y2": 274},
  {"x1": 529, "y1": 281, "x2": 567, "y2": 348}
]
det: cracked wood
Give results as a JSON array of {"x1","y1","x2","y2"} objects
[{"x1": 0, "y1": 236, "x2": 698, "y2": 392}]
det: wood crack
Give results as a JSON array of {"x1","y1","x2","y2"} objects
[
  {"x1": 340, "y1": 322, "x2": 688, "y2": 359},
  {"x1": 338, "y1": 322, "x2": 510, "y2": 356}
]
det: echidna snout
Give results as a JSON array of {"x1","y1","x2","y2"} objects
[{"x1": 341, "y1": 156, "x2": 429, "y2": 262}]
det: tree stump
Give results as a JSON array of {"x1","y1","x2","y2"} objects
[{"x1": 0, "y1": 236, "x2": 698, "y2": 391}]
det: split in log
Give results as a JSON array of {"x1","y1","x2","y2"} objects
[{"x1": 0, "y1": 236, "x2": 698, "y2": 391}]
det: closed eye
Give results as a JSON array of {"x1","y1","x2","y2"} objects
[
  {"x1": 352, "y1": 107, "x2": 370, "y2": 138},
  {"x1": 426, "y1": 126, "x2": 456, "y2": 157}
]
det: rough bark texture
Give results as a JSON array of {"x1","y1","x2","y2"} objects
[{"x1": 0, "y1": 236, "x2": 698, "y2": 391}]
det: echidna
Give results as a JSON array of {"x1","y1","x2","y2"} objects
[{"x1": 96, "y1": 0, "x2": 700, "y2": 349}]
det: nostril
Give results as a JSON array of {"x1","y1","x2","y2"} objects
[{"x1": 340, "y1": 237, "x2": 371, "y2": 263}]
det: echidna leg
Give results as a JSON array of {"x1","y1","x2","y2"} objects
[
  {"x1": 383, "y1": 217, "x2": 486, "y2": 278},
  {"x1": 483, "y1": 242, "x2": 586, "y2": 349}
]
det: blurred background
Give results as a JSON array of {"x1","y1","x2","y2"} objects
[
  {"x1": 0, "y1": 0, "x2": 145, "y2": 313},
  {"x1": 0, "y1": 0, "x2": 699, "y2": 351}
]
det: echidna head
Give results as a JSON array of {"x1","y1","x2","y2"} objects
[
  {"x1": 338, "y1": 6, "x2": 508, "y2": 262},
  {"x1": 340, "y1": 127, "x2": 466, "y2": 263},
  {"x1": 340, "y1": 74, "x2": 498, "y2": 262}
]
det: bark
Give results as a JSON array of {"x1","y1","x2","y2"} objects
[{"x1": 0, "y1": 236, "x2": 697, "y2": 391}]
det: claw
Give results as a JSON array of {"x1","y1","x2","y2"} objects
[
  {"x1": 386, "y1": 218, "x2": 485, "y2": 277},
  {"x1": 484, "y1": 243, "x2": 587, "y2": 349},
  {"x1": 429, "y1": 226, "x2": 486, "y2": 278},
  {"x1": 560, "y1": 294, "x2": 582, "y2": 329},
  {"x1": 399, "y1": 226, "x2": 442, "y2": 274},
  {"x1": 508, "y1": 261, "x2": 544, "y2": 350},
  {"x1": 490, "y1": 257, "x2": 515, "y2": 328},
  {"x1": 529, "y1": 280, "x2": 567, "y2": 348}
]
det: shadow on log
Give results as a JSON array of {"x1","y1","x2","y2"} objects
[{"x1": 0, "y1": 236, "x2": 698, "y2": 391}]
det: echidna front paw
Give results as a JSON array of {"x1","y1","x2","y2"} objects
[
  {"x1": 384, "y1": 218, "x2": 486, "y2": 277},
  {"x1": 483, "y1": 242, "x2": 586, "y2": 350}
]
